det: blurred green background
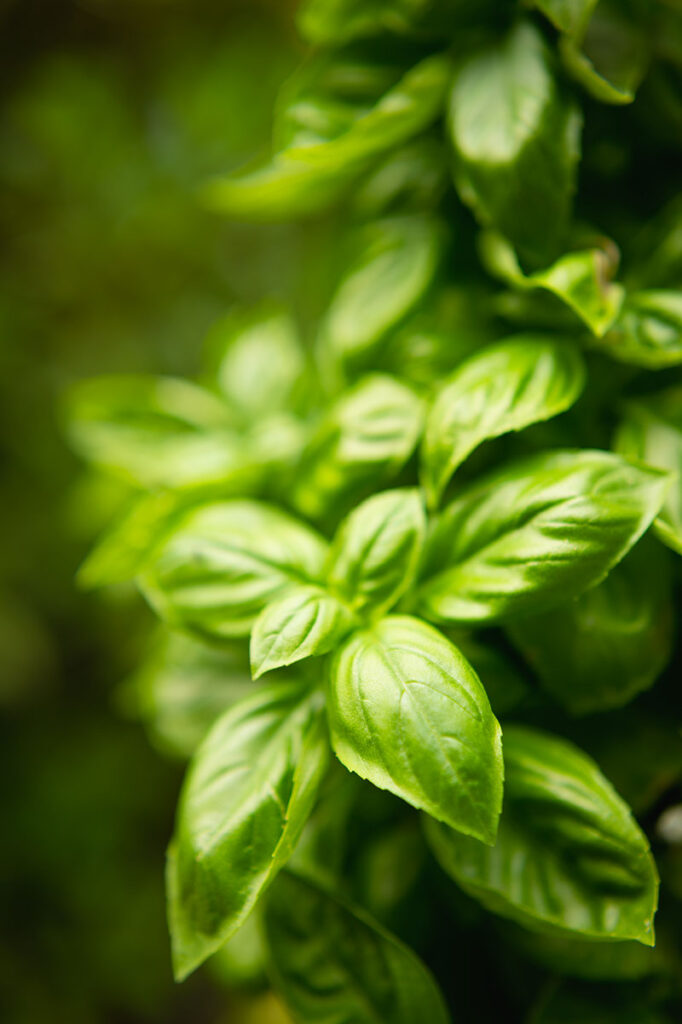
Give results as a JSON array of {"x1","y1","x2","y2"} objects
[{"x1": 0, "y1": 2, "x2": 305, "y2": 1020}]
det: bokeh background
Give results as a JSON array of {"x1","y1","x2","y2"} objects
[{"x1": 0, "y1": 2, "x2": 308, "y2": 1020}]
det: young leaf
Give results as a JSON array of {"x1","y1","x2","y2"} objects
[
  {"x1": 328, "y1": 488, "x2": 426, "y2": 616},
  {"x1": 329, "y1": 616, "x2": 503, "y2": 844},
  {"x1": 594, "y1": 290, "x2": 682, "y2": 368},
  {"x1": 167, "y1": 681, "x2": 328, "y2": 980},
  {"x1": 447, "y1": 21, "x2": 581, "y2": 269},
  {"x1": 559, "y1": 3, "x2": 650, "y2": 106},
  {"x1": 416, "y1": 449, "x2": 670, "y2": 625},
  {"x1": 250, "y1": 585, "x2": 355, "y2": 678},
  {"x1": 126, "y1": 630, "x2": 253, "y2": 758},
  {"x1": 264, "y1": 870, "x2": 451, "y2": 1024},
  {"x1": 292, "y1": 374, "x2": 424, "y2": 522},
  {"x1": 421, "y1": 335, "x2": 585, "y2": 507},
  {"x1": 530, "y1": 0, "x2": 598, "y2": 36},
  {"x1": 204, "y1": 305, "x2": 304, "y2": 420},
  {"x1": 205, "y1": 52, "x2": 452, "y2": 219},
  {"x1": 65, "y1": 375, "x2": 251, "y2": 490},
  {"x1": 615, "y1": 388, "x2": 682, "y2": 554},
  {"x1": 298, "y1": 0, "x2": 485, "y2": 44},
  {"x1": 506, "y1": 540, "x2": 674, "y2": 715},
  {"x1": 480, "y1": 231, "x2": 625, "y2": 337},
  {"x1": 140, "y1": 500, "x2": 329, "y2": 640},
  {"x1": 425, "y1": 725, "x2": 659, "y2": 945},
  {"x1": 321, "y1": 215, "x2": 443, "y2": 365}
]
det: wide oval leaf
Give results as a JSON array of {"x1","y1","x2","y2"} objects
[
  {"x1": 506, "y1": 540, "x2": 674, "y2": 715},
  {"x1": 328, "y1": 488, "x2": 426, "y2": 616},
  {"x1": 425, "y1": 725, "x2": 659, "y2": 944},
  {"x1": 329, "y1": 616, "x2": 503, "y2": 844},
  {"x1": 140, "y1": 500, "x2": 329, "y2": 640},
  {"x1": 421, "y1": 335, "x2": 585, "y2": 507},
  {"x1": 448, "y1": 21, "x2": 581, "y2": 269},
  {"x1": 167, "y1": 681, "x2": 328, "y2": 980},
  {"x1": 265, "y1": 870, "x2": 451, "y2": 1024},
  {"x1": 416, "y1": 449, "x2": 670, "y2": 625}
]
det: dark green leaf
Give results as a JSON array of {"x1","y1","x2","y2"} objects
[
  {"x1": 416, "y1": 449, "x2": 669, "y2": 625},
  {"x1": 421, "y1": 335, "x2": 585, "y2": 507},
  {"x1": 329, "y1": 616, "x2": 503, "y2": 844},
  {"x1": 251, "y1": 585, "x2": 355, "y2": 678},
  {"x1": 140, "y1": 500, "x2": 329, "y2": 640},
  {"x1": 447, "y1": 21, "x2": 581, "y2": 269},
  {"x1": 265, "y1": 870, "x2": 451, "y2": 1024},
  {"x1": 507, "y1": 540, "x2": 674, "y2": 715},
  {"x1": 615, "y1": 387, "x2": 682, "y2": 554},
  {"x1": 167, "y1": 681, "x2": 328, "y2": 980},
  {"x1": 425, "y1": 725, "x2": 659, "y2": 944},
  {"x1": 329, "y1": 488, "x2": 426, "y2": 616}
]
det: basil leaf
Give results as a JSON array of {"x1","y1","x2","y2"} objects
[
  {"x1": 425, "y1": 725, "x2": 659, "y2": 945},
  {"x1": 126, "y1": 631, "x2": 253, "y2": 758},
  {"x1": 351, "y1": 138, "x2": 449, "y2": 219},
  {"x1": 292, "y1": 374, "x2": 424, "y2": 523},
  {"x1": 321, "y1": 215, "x2": 443, "y2": 365},
  {"x1": 480, "y1": 231, "x2": 625, "y2": 337},
  {"x1": 140, "y1": 500, "x2": 329, "y2": 640},
  {"x1": 167, "y1": 681, "x2": 328, "y2": 980},
  {"x1": 329, "y1": 488, "x2": 426, "y2": 616},
  {"x1": 416, "y1": 449, "x2": 670, "y2": 625},
  {"x1": 265, "y1": 870, "x2": 451, "y2": 1024},
  {"x1": 298, "y1": 0, "x2": 483, "y2": 44},
  {"x1": 205, "y1": 52, "x2": 452, "y2": 219},
  {"x1": 447, "y1": 21, "x2": 581, "y2": 269},
  {"x1": 204, "y1": 305, "x2": 304, "y2": 421},
  {"x1": 507, "y1": 540, "x2": 674, "y2": 715},
  {"x1": 594, "y1": 290, "x2": 682, "y2": 367},
  {"x1": 250, "y1": 585, "x2": 355, "y2": 678},
  {"x1": 66, "y1": 375, "x2": 252, "y2": 490},
  {"x1": 77, "y1": 490, "x2": 186, "y2": 589},
  {"x1": 421, "y1": 335, "x2": 585, "y2": 507},
  {"x1": 615, "y1": 388, "x2": 682, "y2": 554},
  {"x1": 329, "y1": 616, "x2": 503, "y2": 844},
  {"x1": 560, "y1": 13, "x2": 649, "y2": 106}
]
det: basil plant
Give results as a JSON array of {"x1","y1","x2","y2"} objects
[{"x1": 68, "y1": 1, "x2": 682, "y2": 1020}]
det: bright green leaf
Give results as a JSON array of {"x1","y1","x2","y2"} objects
[
  {"x1": 594, "y1": 290, "x2": 682, "y2": 367},
  {"x1": 421, "y1": 335, "x2": 585, "y2": 507},
  {"x1": 321, "y1": 215, "x2": 443, "y2": 367},
  {"x1": 265, "y1": 870, "x2": 451, "y2": 1024},
  {"x1": 167, "y1": 681, "x2": 328, "y2": 980},
  {"x1": 416, "y1": 449, "x2": 670, "y2": 625},
  {"x1": 205, "y1": 52, "x2": 452, "y2": 219},
  {"x1": 507, "y1": 540, "x2": 674, "y2": 715},
  {"x1": 615, "y1": 387, "x2": 682, "y2": 554},
  {"x1": 250, "y1": 584, "x2": 354, "y2": 678},
  {"x1": 140, "y1": 500, "x2": 329, "y2": 640},
  {"x1": 447, "y1": 21, "x2": 581, "y2": 269},
  {"x1": 480, "y1": 231, "x2": 625, "y2": 337},
  {"x1": 292, "y1": 374, "x2": 424, "y2": 523},
  {"x1": 425, "y1": 725, "x2": 659, "y2": 944},
  {"x1": 329, "y1": 488, "x2": 426, "y2": 617},
  {"x1": 329, "y1": 616, "x2": 503, "y2": 844}
]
